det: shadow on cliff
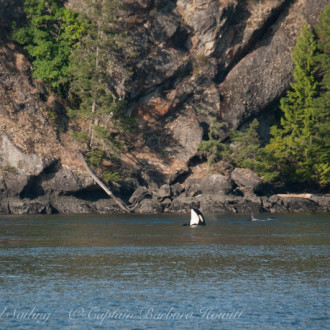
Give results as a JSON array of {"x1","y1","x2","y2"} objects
[
  {"x1": 0, "y1": 0, "x2": 25, "y2": 35},
  {"x1": 214, "y1": 0, "x2": 295, "y2": 84}
]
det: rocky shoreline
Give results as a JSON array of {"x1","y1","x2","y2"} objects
[{"x1": 1, "y1": 160, "x2": 329, "y2": 215}]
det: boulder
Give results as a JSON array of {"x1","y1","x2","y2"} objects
[
  {"x1": 2, "y1": 172, "x2": 29, "y2": 197},
  {"x1": 310, "y1": 195, "x2": 330, "y2": 211},
  {"x1": 185, "y1": 183, "x2": 202, "y2": 197},
  {"x1": 161, "y1": 198, "x2": 172, "y2": 209},
  {"x1": 50, "y1": 196, "x2": 93, "y2": 214},
  {"x1": 94, "y1": 198, "x2": 128, "y2": 214},
  {"x1": 0, "y1": 134, "x2": 45, "y2": 176},
  {"x1": 200, "y1": 174, "x2": 234, "y2": 195},
  {"x1": 42, "y1": 168, "x2": 82, "y2": 195},
  {"x1": 281, "y1": 197, "x2": 319, "y2": 213},
  {"x1": 199, "y1": 194, "x2": 227, "y2": 214},
  {"x1": 154, "y1": 184, "x2": 172, "y2": 200},
  {"x1": 129, "y1": 186, "x2": 152, "y2": 205},
  {"x1": 170, "y1": 196, "x2": 200, "y2": 212},
  {"x1": 135, "y1": 198, "x2": 163, "y2": 213},
  {"x1": 171, "y1": 182, "x2": 184, "y2": 196},
  {"x1": 231, "y1": 168, "x2": 262, "y2": 194},
  {"x1": 7, "y1": 198, "x2": 51, "y2": 215}
]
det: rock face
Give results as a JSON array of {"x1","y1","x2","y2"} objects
[
  {"x1": 118, "y1": 0, "x2": 328, "y2": 184},
  {"x1": 231, "y1": 168, "x2": 262, "y2": 194},
  {"x1": 0, "y1": 0, "x2": 328, "y2": 214},
  {"x1": 201, "y1": 174, "x2": 234, "y2": 195}
]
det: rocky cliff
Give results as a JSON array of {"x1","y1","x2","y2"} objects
[{"x1": 0, "y1": 0, "x2": 329, "y2": 214}]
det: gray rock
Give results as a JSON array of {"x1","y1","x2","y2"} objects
[
  {"x1": 136, "y1": 198, "x2": 163, "y2": 213},
  {"x1": 231, "y1": 168, "x2": 262, "y2": 194},
  {"x1": 185, "y1": 183, "x2": 202, "y2": 197},
  {"x1": 155, "y1": 184, "x2": 172, "y2": 200},
  {"x1": 0, "y1": 134, "x2": 45, "y2": 176},
  {"x1": 41, "y1": 168, "x2": 82, "y2": 195},
  {"x1": 310, "y1": 195, "x2": 330, "y2": 211},
  {"x1": 129, "y1": 186, "x2": 152, "y2": 205},
  {"x1": 281, "y1": 197, "x2": 318, "y2": 213},
  {"x1": 152, "y1": 13, "x2": 180, "y2": 41},
  {"x1": 172, "y1": 182, "x2": 184, "y2": 196},
  {"x1": 3, "y1": 172, "x2": 29, "y2": 197},
  {"x1": 171, "y1": 196, "x2": 200, "y2": 212},
  {"x1": 51, "y1": 196, "x2": 93, "y2": 214},
  {"x1": 137, "y1": 0, "x2": 153, "y2": 9},
  {"x1": 7, "y1": 198, "x2": 51, "y2": 215},
  {"x1": 161, "y1": 198, "x2": 172, "y2": 208},
  {"x1": 199, "y1": 194, "x2": 227, "y2": 214},
  {"x1": 200, "y1": 174, "x2": 233, "y2": 195},
  {"x1": 94, "y1": 198, "x2": 127, "y2": 214}
]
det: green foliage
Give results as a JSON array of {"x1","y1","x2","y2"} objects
[
  {"x1": 86, "y1": 149, "x2": 122, "y2": 182},
  {"x1": 220, "y1": 120, "x2": 278, "y2": 182},
  {"x1": 13, "y1": 0, "x2": 85, "y2": 95},
  {"x1": 68, "y1": 0, "x2": 131, "y2": 115},
  {"x1": 102, "y1": 170, "x2": 121, "y2": 183},
  {"x1": 12, "y1": 0, "x2": 136, "y2": 183},
  {"x1": 93, "y1": 125, "x2": 124, "y2": 151},
  {"x1": 199, "y1": 117, "x2": 269, "y2": 174},
  {"x1": 68, "y1": 0, "x2": 135, "y2": 150},
  {"x1": 313, "y1": 4, "x2": 330, "y2": 185},
  {"x1": 199, "y1": 117, "x2": 227, "y2": 167},
  {"x1": 264, "y1": 23, "x2": 329, "y2": 185},
  {"x1": 71, "y1": 130, "x2": 90, "y2": 143},
  {"x1": 86, "y1": 149, "x2": 104, "y2": 166}
]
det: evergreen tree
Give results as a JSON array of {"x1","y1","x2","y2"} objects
[
  {"x1": 313, "y1": 4, "x2": 330, "y2": 184},
  {"x1": 13, "y1": 0, "x2": 84, "y2": 95},
  {"x1": 68, "y1": 0, "x2": 133, "y2": 149},
  {"x1": 199, "y1": 117, "x2": 227, "y2": 168},
  {"x1": 265, "y1": 24, "x2": 320, "y2": 184}
]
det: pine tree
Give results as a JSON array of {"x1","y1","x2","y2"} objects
[
  {"x1": 313, "y1": 4, "x2": 330, "y2": 185},
  {"x1": 13, "y1": 0, "x2": 84, "y2": 95},
  {"x1": 265, "y1": 24, "x2": 320, "y2": 183},
  {"x1": 68, "y1": 0, "x2": 134, "y2": 151},
  {"x1": 199, "y1": 117, "x2": 227, "y2": 168}
]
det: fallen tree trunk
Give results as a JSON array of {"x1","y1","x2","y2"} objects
[
  {"x1": 79, "y1": 153, "x2": 130, "y2": 213},
  {"x1": 277, "y1": 193, "x2": 312, "y2": 199}
]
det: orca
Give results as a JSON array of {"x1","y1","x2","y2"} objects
[
  {"x1": 182, "y1": 208, "x2": 206, "y2": 226},
  {"x1": 250, "y1": 212, "x2": 259, "y2": 221},
  {"x1": 250, "y1": 212, "x2": 276, "y2": 221}
]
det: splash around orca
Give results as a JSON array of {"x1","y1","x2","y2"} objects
[{"x1": 182, "y1": 209, "x2": 206, "y2": 226}]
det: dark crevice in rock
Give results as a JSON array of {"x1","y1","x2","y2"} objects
[
  {"x1": 130, "y1": 60, "x2": 193, "y2": 103},
  {"x1": 168, "y1": 26, "x2": 191, "y2": 52},
  {"x1": 214, "y1": 0, "x2": 294, "y2": 84},
  {"x1": 67, "y1": 188, "x2": 109, "y2": 202},
  {"x1": 200, "y1": 122, "x2": 210, "y2": 140},
  {"x1": 19, "y1": 160, "x2": 60, "y2": 199},
  {"x1": 40, "y1": 204, "x2": 59, "y2": 214}
]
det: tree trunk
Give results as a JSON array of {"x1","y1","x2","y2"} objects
[{"x1": 79, "y1": 153, "x2": 130, "y2": 213}]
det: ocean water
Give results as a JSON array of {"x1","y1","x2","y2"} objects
[{"x1": 0, "y1": 213, "x2": 329, "y2": 329}]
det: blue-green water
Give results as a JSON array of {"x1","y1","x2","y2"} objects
[{"x1": 0, "y1": 213, "x2": 329, "y2": 329}]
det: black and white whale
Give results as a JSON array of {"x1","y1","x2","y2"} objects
[{"x1": 183, "y1": 208, "x2": 206, "y2": 226}]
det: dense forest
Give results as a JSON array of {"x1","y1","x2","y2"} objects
[{"x1": 11, "y1": 0, "x2": 330, "y2": 190}]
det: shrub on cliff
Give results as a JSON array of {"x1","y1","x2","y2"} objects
[
  {"x1": 221, "y1": 119, "x2": 278, "y2": 182},
  {"x1": 13, "y1": 0, "x2": 85, "y2": 96},
  {"x1": 199, "y1": 118, "x2": 277, "y2": 181}
]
